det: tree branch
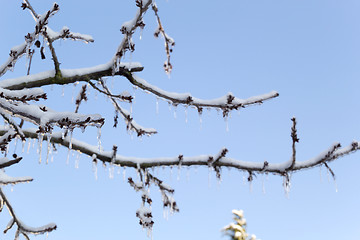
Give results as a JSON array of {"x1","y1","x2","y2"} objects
[
  {"x1": 0, "y1": 188, "x2": 56, "y2": 238},
  {"x1": 3, "y1": 127, "x2": 358, "y2": 175}
]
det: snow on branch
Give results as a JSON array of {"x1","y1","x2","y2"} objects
[
  {"x1": 0, "y1": 171, "x2": 33, "y2": 185},
  {"x1": 0, "y1": 2, "x2": 59, "y2": 77},
  {"x1": 98, "y1": 79, "x2": 157, "y2": 136},
  {"x1": 0, "y1": 188, "x2": 56, "y2": 239},
  {"x1": 3, "y1": 124, "x2": 358, "y2": 176},
  {"x1": 0, "y1": 62, "x2": 143, "y2": 90},
  {"x1": 128, "y1": 74, "x2": 279, "y2": 115},
  {"x1": 45, "y1": 26, "x2": 94, "y2": 43},
  {"x1": 112, "y1": 0, "x2": 153, "y2": 73},
  {"x1": 0, "y1": 156, "x2": 23, "y2": 169},
  {"x1": 0, "y1": 99, "x2": 104, "y2": 132}
]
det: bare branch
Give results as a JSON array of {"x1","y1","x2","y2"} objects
[{"x1": 152, "y1": 3, "x2": 175, "y2": 74}]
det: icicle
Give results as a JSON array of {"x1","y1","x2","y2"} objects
[
  {"x1": 61, "y1": 86, "x2": 65, "y2": 97},
  {"x1": 177, "y1": 164, "x2": 181, "y2": 181},
  {"x1": 169, "y1": 166, "x2": 173, "y2": 181},
  {"x1": 168, "y1": 102, "x2": 172, "y2": 112},
  {"x1": 97, "y1": 127, "x2": 102, "y2": 153},
  {"x1": 156, "y1": 97, "x2": 159, "y2": 114},
  {"x1": 184, "y1": 106, "x2": 188, "y2": 123},
  {"x1": 46, "y1": 133, "x2": 52, "y2": 164},
  {"x1": 38, "y1": 133, "x2": 44, "y2": 164},
  {"x1": 173, "y1": 106, "x2": 177, "y2": 119},
  {"x1": 21, "y1": 140, "x2": 25, "y2": 153},
  {"x1": 92, "y1": 161, "x2": 98, "y2": 180},
  {"x1": 186, "y1": 166, "x2": 190, "y2": 181},
  {"x1": 109, "y1": 164, "x2": 115, "y2": 179},
  {"x1": 66, "y1": 149, "x2": 70, "y2": 165},
  {"x1": 13, "y1": 138, "x2": 18, "y2": 153},
  {"x1": 198, "y1": 112, "x2": 202, "y2": 129},
  {"x1": 283, "y1": 174, "x2": 291, "y2": 198},
  {"x1": 208, "y1": 167, "x2": 212, "y2": 188},
  {"x1": 71, "y1": 83, "x2": 77, "y2": 103},
  {"x1": 123, "y1": 166, "x2": 126, "y2": 181},
  {"x1": 139, "y1": 27, "x2": 143, "y2": 40},
  {"x1": 75, "y1": 152, "x2": 81, "y2": 169},
  {"x1": 334, "y1": 179, "x2": 338, "y2": 193},
  {"x1": 262, "y1": 174, "x2": 266, "y2": 194},
  {"x1": 163, "y1": 207, "x2": 169, "y2": 221},
  {"x1": 68, "y1": 130, "x2": 73, "y2": 150},
  {"x1": 225, "y1": 116, "x2": 229, "y2": 132},
  {"x1": 27, "y1": 140, "x2": 31, "y2": 154}
]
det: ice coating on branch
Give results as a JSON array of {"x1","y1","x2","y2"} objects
[
  {"x1": 0, "y1": 99, "x2": 104, "y2": 129},
  {"x1": 0, "y1": 87, "x2": 46, "y2": 101},
  {"x1": 0, "y1": 62, "x2": 142, "y2": 90},
  {"x1": 132, "y1": 74, "x2": 279, "y2": 109},
  {"x1": 45, "y1": 26, "x2": 94, "y2": 43},
  {"x1": 0, "y1": 171, "x2": 32, "y2": 185}
]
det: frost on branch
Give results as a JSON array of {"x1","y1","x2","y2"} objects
[{"x1": 0, "y1": 0, "x2": 359, "y2": 238}]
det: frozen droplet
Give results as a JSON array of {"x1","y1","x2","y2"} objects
[
  {"x1": 46, "y1": 133, "x2": 52, "y2": 164},
  {"x1": 186, "y1": 167, "x2": 190, "y2": 181},
  {"x1": 27, "y1": 140, "x2": 31, "y2": 154},
  {"x1": 66, "y1": 149, "x2": 70, "y2": 165},
  {"x1": 123, "y1": 166, "x2": 127, "y2": 181},
  {"x1": 262, "y1": 175, "x2": 266, "y2": 194},
  {"x1": 173, "y1": 106, "x2": 177, "y2": 119},
  {"x1": 75, "y1": 153, "x2": 80, "y2": 169},
  {"x1": 97, "y1": 127, "x2": 102, "y2": 153},
  {"x1": 38, "y1": 133, "x2": 44, "y2": 164},
  {"x1": 283, "y1": 174, "x2": 291, "y2": 198},
  {"x1": 208, "y1": 167, "x2": 212, "y2": 188},
  {"x1": 21, "y1": 140, "x2": 25, "y2": 153},
  {"x1": 69, "y1": 131, "x2": 73, "y2": 150},
  {"x1": 225, "y1": 116, "x2": 229, "y2": 132},
  {"x1": 71, "y1": 83, "x2": 77, "y2": 103},
  {"x1": 92, "y1": 161, "x2": 98, "y2": 180},
  {"x1": 156, "y1": 97, "x2": 159, "y2": 114},
  {"x1": 177, "y1": 167, "x2": 181, "y2": 181},
  {"x1": 109, "y1": 164, "x2": 115, "y2": 179},
  {"x1": 139, "y1": 27, "x2": 143, "y2": 40},
  {"x1": 168, "y1": 102, "x2": 172, "y2": 112},
  {"x1": 334, "y1": 179, "x2": 338, "y2": 193},
  {"x1": 169, "y1": 166, "x2": 173, "y2": 181},
  {"x1": 13, "y1": 138, "x2": 18, "y2": 153}
]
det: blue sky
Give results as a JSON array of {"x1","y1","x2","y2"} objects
[{"x1": 1, "y1": 0, "x2": 360, "y2": 239}]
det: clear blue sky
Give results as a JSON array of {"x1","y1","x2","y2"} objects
[{"x1": 1, "y1": 0, "x2": 360, "y2": 239}]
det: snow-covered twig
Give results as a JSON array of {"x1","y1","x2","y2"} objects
[
  {"x1": 98, "y1": 79, "x2": 157, "y2": 136},
  {"x1": 0, "y1": 188, "x2": 56, "y2": 239},
  {"x1": 112, "y1": 0, "x2": 153, "y2": 73},
  {"x1": 0, "y1": 2, "x2": 59, "y2": 77},
  {"x1": 128, "y1": 74, "x2": 279, "y2": 114},
  {"x1": 0, "y1": 99, "x2": 104, "y2": 131}
]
